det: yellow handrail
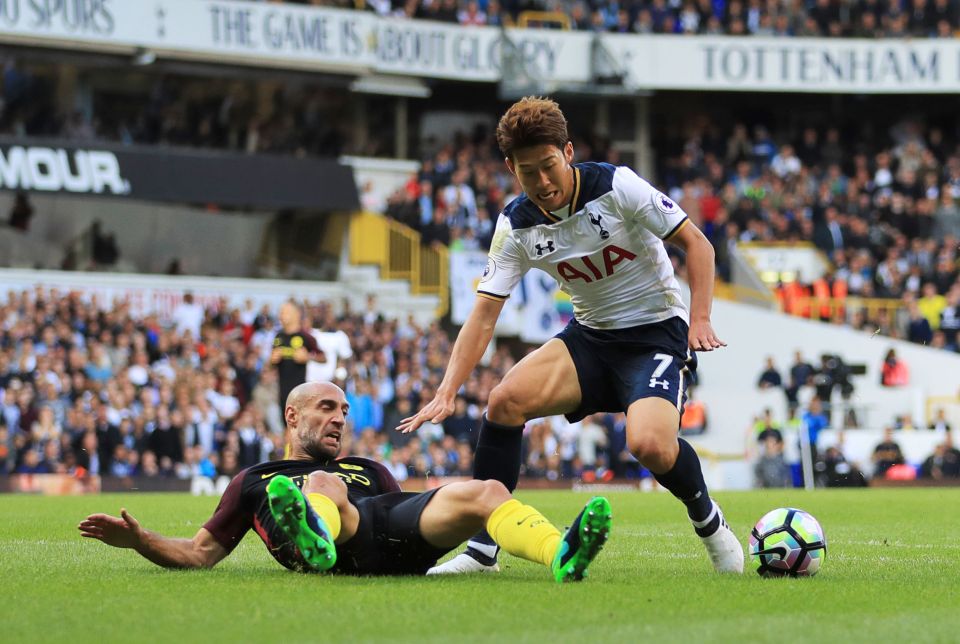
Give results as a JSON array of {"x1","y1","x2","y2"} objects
[
  {"x1": 782, "y1": 296, "x2": 903, "y2": 321},
  {"x1": 517, "y1": 11, "x2": 571, "y2": 30},
  {"x1": 349, "y1": 212, "x2": 449, "y2": 317},
  {"x1": 925, "y1": 394, "x2": 960, "y2": 425},
  {"x1": 714, "y1": 281, "x2": 777, "y2": 304},
  {"x1": 419, "y1": 241, "x2": 449, "y2": 319}
]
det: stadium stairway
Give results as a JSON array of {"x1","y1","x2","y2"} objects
[{"x1": 337, "y1": 263, "x2": 441, "y2": 327}]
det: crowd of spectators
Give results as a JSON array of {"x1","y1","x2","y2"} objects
[
  {"x1": 276, "y1": 0, "x2": 960, "y2": 38},
  {"x1": 0, "y1": 288, "x2": 631, "y2": 483},
  {"x1": 658, "y1": 117, "x2": 960, "y2": 354},
  {"x1": 753, "y1": 344, "x2": 958, "y2": 488},
  {"x1": 381, "y1": 114, "x2": 960, "y2": 356},
  {"x1": 4, "y1": 59, "x2": 960, "y2": 366},
  {"x1": 750, "y1": 400, "x2": 958, "y2": 487},
  {"x1": 757, "y1": 350, "x2": 860, "y2": 413},
  {"x1": 380, "y1": 135, "x2": 520, "y2": 252},
  {"x1": 378, "y1": 124, "x2": 620, "y2": 251},
  {"x1": 3, "y1": 286, "x2": 953, "y2": 488},
  {"x1": 0, "y1": 61, "x2": 354, "y2": 158}
]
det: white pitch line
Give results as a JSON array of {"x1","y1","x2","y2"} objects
[{"x1": 843, "y1": 540, "x2": 960, "y2": 550}]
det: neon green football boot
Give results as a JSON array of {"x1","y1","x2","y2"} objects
[
  {"x1": 267, "y1": 475, "x2": 337, "y2": 572},
  {"x1": 551, "y1": 496, "x2": 612, "y2": 583}
]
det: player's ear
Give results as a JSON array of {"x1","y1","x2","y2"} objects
[
  {"x1": 284, "y1": 405, "x2": 297, "y2": 430},
  {"x1": 563, "y1": 141, "x2": 574, "y2": 164},
  {"x1": 504, "y1": 156, "x2": 515, "y2": 175}
]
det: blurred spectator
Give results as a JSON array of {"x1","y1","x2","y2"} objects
[
  {"x1": 815, "y1": 444, "x2": 868, "y2": 487},
  {"x1": 918, "y1": 282, "x2": 947, "y2": 329},
  {"x1": 91, "y1": 221, "x2": 120, "y2": 267},
  {"x1": 754, "y1": 433, "x2": 791, "y2": 488},
  {"x1": 386, "y1": 447, "x2": 410, "y2": 483},
  {"x1": 880, "y1": 348, "x2": 910, "y2": 387},
  {"x1": 270, "y1": 301, "x2": 322, "y2": 421},
  {"x1": 15, "y1": 447, "x2": 49, "y2": 474},
  {"x1": 786, "y1": 350, "x2": 815, "y2": 410},
  {"x1": 172, "y1": 292, "x2": 204, "y2": 340},
  {"x1": 7, "y1": 193, "x2": 33, "y2": 231},
  {"x1": 578, "y1": 414, "x2": 609, "y2": 479},
  {"x1": 905, "y1": 299, "x2": 934, "y2": 345},
  {"x1": 801, "y1": 397, "x2": 829, "y2": 461},
  {"x1": 756, "y1": 356, "x2": 782, "y2": 390},
  {"x1": 442, "y1": 395, "x2": 480, "y2": 445},
  {"x1": 753, "y1": 407, "x2": 782, "y2": 443},
  {"x1": 306, "y1": 310, "x2": 353, "y2": 384},
  {"x1": 679, "y1": 387, "x2": 708, "y2": 435},
  {"x1": 872, "y1": 428, "x2": 906, "y2": 478},
  {"x1": 420, "y1": 208, "x2": 452, "y2": 248},
  {"x1": 919, "y1": 434, "x2": 960, "y2": 480},
  {"x1": 0, "y1": 426, "x2": 11, "y2": 472},
  {"x1": 939, "y1": 287, "x2": 960, "y2": 350},
  {"x1": 928, "y1": 408, "x2": 953, "y2": 433},
  {"x1": 604, "y1": 412, "x2": 640, "y2": 479}
]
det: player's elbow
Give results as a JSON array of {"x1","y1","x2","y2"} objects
[
  {"x1": 190, "y1": 533, "x2": 228, "y2": 569},
  {"x1": 691, "y1": 235, "x2": 715, "y2": 262},
  {"x1": 470, "y1": 297, "x2": 505, "y2": 330},
  {"x1": 192, "y1": 550, "x2": 223, "y2": 569}
]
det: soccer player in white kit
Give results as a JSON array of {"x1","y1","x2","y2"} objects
[{"x1": 397, "y1": 97, "x2": 743, "y2": 575}]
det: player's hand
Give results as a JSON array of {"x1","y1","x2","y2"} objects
[
  {"x1": 270, "y1": 348, "x2": 282, "y2": 364},
  {"x1": 396, "y1": 393, "x2": 455, "y2": 434},
  {"x1": 688, "y1": 319, "x2": 726, "y2": 352},
  {"x1": 78, "y1": 508, "x2": 144, "y2": 549},
  {"x1": 293, "y1": 347, "x2": 309, "y2": 363}
]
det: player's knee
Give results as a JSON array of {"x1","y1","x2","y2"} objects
[
  {"x1": 457, "y1": 479, "x2": 510, "y2": 518},
  {"x1": 628, "y1": 433, "x2": 676, "y2": 468},
  {"x1": 487, "y1": 384, "x2": 525, "y2": 424},
  {"x1": 475, "y1": 479, "x2": 510, "y2": 512},
  {"x1": 304, "y1": 470, "x2": 341, "y2": 494}
]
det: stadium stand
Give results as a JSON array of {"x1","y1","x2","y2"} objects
[
  {"x1": 3, "y1": 52, "x2": 957, "y2": 363},
  {"x1": 0, "y1": 289, "x2": 526, "y2": 480},
  {"x1": 266, "y1": 0, "x2": 960, "y2": 37},
  {"x1": 2, "y1": 1, "x2": 960, "y2": 493},
  {"x1": 653, "y1": 118, "x2": 960, "y2": 355}
]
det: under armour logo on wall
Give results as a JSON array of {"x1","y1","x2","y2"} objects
[{"x1": 535, "y1": 241, "x2": 555, "y2": 256}]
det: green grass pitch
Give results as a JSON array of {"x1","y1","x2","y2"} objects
[{"x1": 2, "y1": 488, "x2": 958, "y2": 643}]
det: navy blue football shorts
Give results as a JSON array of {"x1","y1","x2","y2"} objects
[
  {"x1": 334, "y1": 488, "x2": 449, "y2": 576},
  {"x1": 555, "y1": 316, "x2": 697, "y2": 423}
]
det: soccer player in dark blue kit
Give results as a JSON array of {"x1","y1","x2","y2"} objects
[
  {"x1": 79, "y1": 382, "x2": 611, "y2": 582},
  {"x1": 399, "y1": 97, "x2": 743, "y2": 575}
]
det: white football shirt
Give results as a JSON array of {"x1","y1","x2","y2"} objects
[
  {"x1": 306, "y1": 329, "x2": 353, "y2": 383},
  {"x1": 478, "y1": 162, "x2": 689, "y2": 329}
]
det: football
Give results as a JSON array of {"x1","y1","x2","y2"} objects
[{"x1": 749, "y1": 508, "x2": 827, "y2": 577}]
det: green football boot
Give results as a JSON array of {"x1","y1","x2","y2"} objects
[
  {"x1": 267, "y1": 475, "x2": 337, "y2": 572},
  {"x1": 551, "y1": 496, "x2": 612, "y2": 583}
]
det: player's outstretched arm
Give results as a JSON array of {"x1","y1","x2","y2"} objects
[
  {"x1": 668, "y1": 222, "x2": 726, "y2": 352},
  {"x1": 396, "y1": 296, "x2": 505, "y2": 433},
  {"x1": 78, "y1": 508, "x2": 228, "y2": 569}
]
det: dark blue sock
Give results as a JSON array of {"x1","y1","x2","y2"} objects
[
  {"x1": 653, "y1": 438, "x2": 714, "y2": 524},
  {"x1": 469, "y1": 414, "x2": 523, "y2": 551},
  {"x1": 472, "y1": 414, "x2": 523, "y2": 491}
]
